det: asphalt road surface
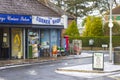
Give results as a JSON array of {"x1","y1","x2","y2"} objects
[{"x1": 0, "y1": 56, "x2": 118, "y2": 80}]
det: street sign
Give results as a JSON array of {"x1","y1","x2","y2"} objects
[{"x1": 93, "y1": 52, "x2": 104, "y2": 70}]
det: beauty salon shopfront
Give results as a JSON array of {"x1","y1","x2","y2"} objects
[{"x1": 0, "y1": 13, "x2": 32, "y2": 59}]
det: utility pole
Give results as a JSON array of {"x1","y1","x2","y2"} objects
[{"x1": 108, "y1": 0, "x2": 113, "y2": 63}]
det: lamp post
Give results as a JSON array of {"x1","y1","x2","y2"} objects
[{"x1": 108, "y1": 0, "x2": 113, "y2": 63}]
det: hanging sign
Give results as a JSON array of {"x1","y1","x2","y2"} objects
[
  {"x1": 0, "y1": 14, "x2": 32, "y2": 24},
  {"x1": 32, "y1": 16, "x2": 62, "y2": 25},
  {"x1": 93, "y1": 52, "x2": 104, "y2": 70}
]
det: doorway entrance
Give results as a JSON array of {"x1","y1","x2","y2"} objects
[{"x1": 0, "y1": 28, "x2": 10, "y2": 59}]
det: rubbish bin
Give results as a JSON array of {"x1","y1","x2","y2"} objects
[{"x1": 114, "y1": 47, "x2": 120, "y2": 64}]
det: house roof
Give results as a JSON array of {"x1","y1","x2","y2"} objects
[
  {"x1": 39, "y1": 0, "x2": 76, "y2": 19},
  {"x1": 112, "y1": 6, "x2": 120, "y2": 14},
  {"x1": 0, "y1": 0, "x2": 75, "y2": 19},
  {"x1": 0, "y1": 0, "x2": 61, "y2": 17},
  {"x1": 105, "y1": 5, "x2": 120, "y2": 15}
]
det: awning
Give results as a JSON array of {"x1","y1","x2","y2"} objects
[
  {"x1": 0, "y1": 24, "x2": 64, "y2": 29},
  {"x1": 0, "y1": 24, "x2": 32, "y2": 28},
  {"x1": 32, "y1": 25, "x2": 64, "y2": 29}
]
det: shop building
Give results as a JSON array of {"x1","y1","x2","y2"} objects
[{"x1": 0, "y1": 0, "x2": 65, "y2": 59}]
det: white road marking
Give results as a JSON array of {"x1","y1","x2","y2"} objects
[
  {"x1": 27, "y1": 70, "x2": 37, "y2": 75},
  {"x1": 0, "y1": 77, "x2": 6, "y2": 80},
  {"x1": 108, "y1": 73, "x2": 120, "y2": 80}
]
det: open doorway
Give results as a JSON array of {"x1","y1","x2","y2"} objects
[{"x1": 0, "y1": 28, "x2": 10, "y2": 59}]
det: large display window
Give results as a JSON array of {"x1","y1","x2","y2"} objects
[
  {"x1": 40, "y1": 29, "x2": 50, "y2": 56},
  {"x1": 50, "y1": 29, "x2": 57, "y2": 47},
  {"x1": 41, "y1": 29, "x2": 50, "y2": 48},
  {"x1": 12, "y1": 28, "x2": 23, "y2": 59},
  {"x1": 28, "y1": 29, "x2": 39, "y2": 58}
]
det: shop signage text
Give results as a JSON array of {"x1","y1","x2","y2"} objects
[
  {"x1": 0, "y1": 14, "x2": 32, "y2": 24},
  {"x1": 32, "y1": 16, "x2": 62, "y2": 25}
]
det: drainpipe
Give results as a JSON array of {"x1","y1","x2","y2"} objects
[{"x1": 23, "y1": 28, "x2": 26, "y2": 59}]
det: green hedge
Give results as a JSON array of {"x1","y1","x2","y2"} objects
[{"x1": 69, "y1": 36, "x2": 120, "y2": 47}]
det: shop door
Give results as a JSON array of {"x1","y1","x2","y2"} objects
[
  {"x1": 12, "y1": 28, "x2": 23, "y2": 59},
  {"x1": 0, "y1": 28, "x2": 9, "y2": 59}
]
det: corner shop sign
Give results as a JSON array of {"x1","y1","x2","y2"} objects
[{"x1": 32, "y1": 16, "x2": 62, "y2": 25}]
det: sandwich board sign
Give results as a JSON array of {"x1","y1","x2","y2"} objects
[{"x1": 93, "y1": 52, "x2": 104, "y2": 70}]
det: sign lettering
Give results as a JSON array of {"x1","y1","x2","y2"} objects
[
  {"x1": 32, "y1": 16, "x2": 62, "y2": 25},
  {"x1": 0, "y1": 14, "x2": 32, "y2": 24}
]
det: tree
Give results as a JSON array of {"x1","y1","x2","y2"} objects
[
  {"x1": 55, "y1": 0, "x2": 63, "y2": 8},
  {"x1": 91, "y1": 0, "x2": 109, "y2": 15},
  {"x1": 53, "y1": 0, "x2": 94, "y2": 18},
  {"x1": 82, "y1": 16, "x2": 104, "y2": 37},
  {"x1": 104, "y1": 21, "x2": 120, "y2": 36},
  {"x1": 64, "y1": 0, "x2": 93, "y2": 18},
  {"x1": 53, "y1": 0, "x2": 119, "y2": 18},
  {"x1": 64, "y1": 20, "x2": 79, "y2": 37},
  {"x1": 92, "y1": 0, "x2": 119, "y2": 15}
]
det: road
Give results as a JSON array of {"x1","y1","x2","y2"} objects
[{"x1": 0, "y1": 55, "x2": 119, "y2": 80}]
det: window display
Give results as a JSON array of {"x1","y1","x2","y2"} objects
[
  {"x1": 40, "y1": 29, "x2": 50, "y2": 56},
  {"x1": 50, "y1": 29, "x2": 57, "y2": 47},
  {"x1": 28, "y1": 29, "x2": 39, "y2": 58},
  {"x1": 41, "y1": 30, "x2": 50, "y2": 49},
  {"x1": 12, "y1": 28, "x2": 23, "y2": 59}
]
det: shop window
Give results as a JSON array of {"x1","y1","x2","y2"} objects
[
  {"x1": 12, "y1": 28, "x2": 23, "y2": 59},
  {"x1": 28, "y1": 29, "x2": 39, "y2": 58}
]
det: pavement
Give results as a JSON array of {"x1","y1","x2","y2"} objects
[
  {"x1": 56, "y1": 62, "x2": 120, "y2": 73},
  {"x1": 0, "y1": 51, "x2": 107, "y2": 66},
  {"x1": 0, "y1": 57, "x2": 67, "y2": 70},
  {"x1": 55, "y1": 51, "x2": 120, "y2": 79},
  {"x1": 55, "y1": 62, "x2": 120, "y2": 79},
  {"x1": 56, "y1": 51, "x2": 118, "y2": 73},
  {"x1": 0, "y1": 52, "x2": 93, "y2": 70}
]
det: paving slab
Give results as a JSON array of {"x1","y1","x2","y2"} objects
[
  {"x1": 56, "y1": 62, "x2": 120, "y2": 78},
  {"x1": 57, "y1": 62, "x2": 120, "y2": 73}
]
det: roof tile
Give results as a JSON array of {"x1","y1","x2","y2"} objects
[{"x1": 0, "y1": 0, "x2": 60, "y2": 17}]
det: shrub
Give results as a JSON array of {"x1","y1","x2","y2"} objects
[{"x1": 69, "y1": 36, "x2": 120, "y2": 47}]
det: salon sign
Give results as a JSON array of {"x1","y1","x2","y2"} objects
[
  {"x1": 32, "y1": 16, "x2": 62, "y2": 25},
  {"x1": 0, "y1": 14, "x2": 32, "y2": 24}
]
